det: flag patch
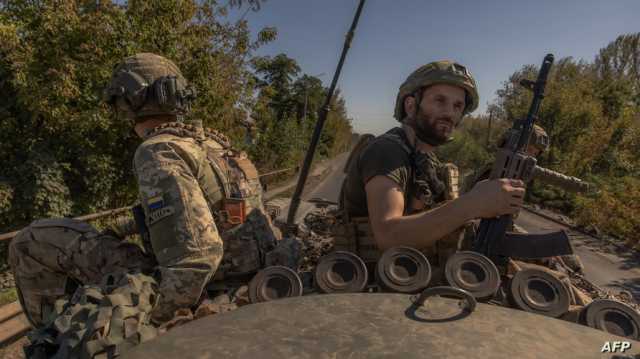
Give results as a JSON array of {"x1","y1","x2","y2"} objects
[
  {"x1": 148, "y1": 206, "x2": 175, "y2": 225},
  {"x1": 147, "y1": 195, "x2": 165, "y2": 210}
]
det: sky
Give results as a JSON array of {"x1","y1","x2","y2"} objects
[{"x1": 230, "y1": 0, "x2": 639, "y2": 135}]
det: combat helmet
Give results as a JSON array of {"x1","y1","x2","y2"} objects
[
  {"x1": 529, "y1": 124, "x2": 549, "y2": 153},
  {"x1": 498, "y1": 124, "x2": 549, "y2": 154},
  {"x1": 394, "y1": 60, "x2": 479, "y2": 121},
  {"x1": 104, "y1": 53, "x2": 196, "y2": 121}
]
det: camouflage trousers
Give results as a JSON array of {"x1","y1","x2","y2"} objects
[{"x1": 8, "y1": 218, "x2": 155, "y2": 329}]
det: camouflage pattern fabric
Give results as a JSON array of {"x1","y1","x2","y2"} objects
[
  {"x1": 134, "y1": 123, "x2": 223, "y2": 324},
  {"x1": 10, "y1": 120, "x2": 283, "y2": 357},
  {"x1": 394, "y1": 60, "x2": 479, "y2": 121},
  {"x1": 134, "y1": 120, "x2": 280, "y2": 323},
  {"x1": 24, "y1": 272, "x2": 159, "y2": 359},
  {"x1": 9, "y1": 218, "x2": 153, "y2": 329},
  {"x1": 104, "y1": 53, "x2": 194, "y2": 121}
]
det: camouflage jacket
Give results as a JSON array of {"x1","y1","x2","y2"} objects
[{"x1": 134, "y1": 120, "x2": 279, "y2": 323}]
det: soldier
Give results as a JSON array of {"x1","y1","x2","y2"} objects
[
  {"x1": 10, "y1": 53, "x2": 285, "y2": 357},
  {"x1": 464, "y1": 124, "x2": 585, "y2": 274},
  {"x1": 464, "y1": 124, "x2": 549, "y2": 192},
  {"x1": 337, "y1": 60, "x2": 526, "y2": 269}
]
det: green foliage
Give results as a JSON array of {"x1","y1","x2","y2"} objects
[
  {"x1": 455, "y1": 32, "x2": 640, "y2": 245},
  {"x1": 0, "y1": 1, "x2": 353, "y2": 234},
  {"x1": 574, "y1": 176, "x2": 640, "y2": 248},
  {"x1": 0, "y1": 288, "x2": 17, "y2": 307},
  {"x1": 249, "y1": 53, "x2": 353, "y2": 174},
  {"x1": 436, "y1": 112, "x2": 510, "y2": 191},
  {"x1": 439, "y1": 33, "x2": 640, "y2": 245}
]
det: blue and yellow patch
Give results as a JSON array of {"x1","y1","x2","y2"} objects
[{"x1": 147, "y1": 195, "x2": 165, "y2": 211}]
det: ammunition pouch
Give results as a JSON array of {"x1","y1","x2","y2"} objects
[
  {"x1": 212, "y1": 208, "x2": 280, "y2": 281},
  {"x1": 333, "y1": 215, "x2": 475, "y2": 274}
]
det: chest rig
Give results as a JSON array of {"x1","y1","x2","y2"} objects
[
  {"x1": 145, "y1": 121, "x2": 279, "y2": 281},
  {"x1": 380, "y1": 129, "x2": 460, "y2": 213},
  {"x1": 334, "y1": 128, "x2": 462, "y2": 266}
]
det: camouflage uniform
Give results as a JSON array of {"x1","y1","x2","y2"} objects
[
  {"x1": 9, "y1": 219, "x2": 153, "y2": 328},
  {"x1": 9, "y1": 53, "x2": 283, "y2": 357},
  {"x1": 134, "y1": 120, "x2": 280, "y2": 323}
]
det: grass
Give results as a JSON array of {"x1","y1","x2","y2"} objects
[{"x1": 0, "y1": 288, "x2": 17, "y2": 306}]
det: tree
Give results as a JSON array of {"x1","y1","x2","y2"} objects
[
  {"x1": 489, "y1": 33, "x2": 640, "y2": 244},
  {"x1": 248, "y1": 54, "x2": 353, "y2": 172},
  {"x1": 0, "y1": 0, "x2": 275, "y2": 232}
]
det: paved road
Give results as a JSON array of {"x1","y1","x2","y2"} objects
[
  {"x1": 517, "y1": 210, "x2": 640, "y2": 300},
  {"x1": 290, "y1": 152, "x2": 640, "y2": 300},
  {"x1": 273, "y1": 152, "x2": 349, "y2": 223}
]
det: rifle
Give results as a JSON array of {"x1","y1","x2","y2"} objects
[{"x1": 472, "y1": 54, "x2": 577, "y2": 265}]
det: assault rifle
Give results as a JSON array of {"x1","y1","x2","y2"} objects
[{"x1": 472, "y1": 54, "x2": 586, "y2": 266}]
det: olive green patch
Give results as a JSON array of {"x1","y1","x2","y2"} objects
[{"x1": 148, "y1": 206, "x2": 175, "y2": 225}]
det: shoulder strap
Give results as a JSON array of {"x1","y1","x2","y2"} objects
[
  {"x1": 343, "y1": 134, "x2": 375, "y2": 174},
  {"x1": 378, "y1": 128, "x2": 414, "y2": 156},
  {"x1": 379, "y1": 128, "x2": 416, "y2": 215}
]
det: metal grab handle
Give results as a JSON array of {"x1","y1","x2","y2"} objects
[{"x1": 412, "y1": 286, "x2": 477, "y2": 314}]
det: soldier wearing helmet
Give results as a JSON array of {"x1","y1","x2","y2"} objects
[
  {"x1": 465, "y1": 123, "x2": 586, "y2": 275},
  {"x1": 104, "y1": 53, "x2": 291, "y2": 322},
  {"x1": 10, "y1": 53, "x2": 287, "y2": 357},
  {"x1": 465, "y1": 123, "x2": 550, "y2": 191},
  {"x1": 338, "y1": 60, "x2": 526, "y2": 269}
]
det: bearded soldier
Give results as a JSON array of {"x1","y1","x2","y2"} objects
[
  {"x1": 337, "y1": 61, "x2": 526, "y2": 270},
  {"x1": 10, "y1": 53, "x2": 285, "y2": 357}
]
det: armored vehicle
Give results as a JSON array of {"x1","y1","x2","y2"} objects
[{"x1": 122, "y1": 291, "x2": 640, "y2": 359}]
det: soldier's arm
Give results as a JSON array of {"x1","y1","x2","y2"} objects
[
  {"x1": 134, "y1": 140, "x2": 223, "y2": 324},
  {"x1": 366, "y1": 176, "x2": 525, "y2": 251}
]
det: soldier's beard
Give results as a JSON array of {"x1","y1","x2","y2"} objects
[{"x1": 406, "y1": 110, "x2": 455, "y2": 147}]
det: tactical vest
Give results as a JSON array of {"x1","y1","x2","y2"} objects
[
  {"x1": 335, "y1": 128, "x2": 468, "y2": 267},
  {"x1": 143, "y1": 121, "x2": 280, "y2": 281}
]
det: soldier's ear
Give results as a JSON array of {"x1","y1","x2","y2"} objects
[{"x1": 403, "y1": 96, "x2": 416, "y2": 119}]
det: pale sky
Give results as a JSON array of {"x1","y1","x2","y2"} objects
[{"x1": 232, "y1": 0, "x2": 639, "y2": 135}]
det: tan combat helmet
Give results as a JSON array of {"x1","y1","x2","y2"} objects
[
  {"x1": 529, "y1": 124, "x2": 549, "y2": 153},
  {"x1": 103, "y1": 53, "x2": 196, "y2": 122},
  {"x1": 498, "y1": 124, "x2": 549, "y2": 154},
  {"x1": 394, "y1": 60, "x2": 479, "y2": 121}
]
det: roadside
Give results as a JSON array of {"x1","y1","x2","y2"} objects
[
  {"x1": 264, "y1": 156, "x2": 336, "y2": 201},
  {"x1": 516, "y1": 207, "x2": 640, "y2": 301},
  {"x1": 0, "y1": 153, "x2": 347, "y2": 357},
  {"x1": 268, "y1": 152, "x2": 348, "y2": 224}
]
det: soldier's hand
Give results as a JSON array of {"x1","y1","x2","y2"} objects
[{"x1": 466, "y1": 178, "x2": 525, "y2": 218}]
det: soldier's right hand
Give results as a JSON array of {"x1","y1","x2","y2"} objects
[{"x1": 465, "y1": 178, "x2": 525, "y2": 218}]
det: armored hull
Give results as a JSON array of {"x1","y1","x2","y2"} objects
[{"x1": 122, "y1": 293, "x2": 639, "y2": 359}]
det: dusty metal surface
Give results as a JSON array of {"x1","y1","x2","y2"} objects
[
  {"x1": 123, "y1": 293, "x2": 639, "y2": 359},
  {"x1": 444, "y1": 251, "x2": 501, "y2": 299}
]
